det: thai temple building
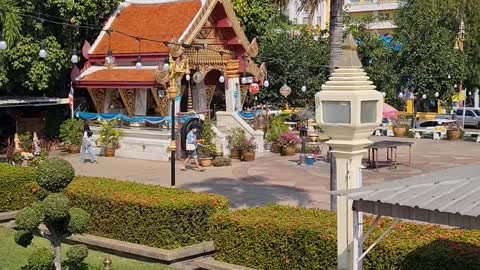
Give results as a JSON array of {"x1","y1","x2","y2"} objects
[{"x1": 74, "y1": 0, "x2": 266, "y2": 161}]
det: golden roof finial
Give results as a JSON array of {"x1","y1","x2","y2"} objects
[{"x1": 338, "y1": 34, "x2": 362, "y2": 68}]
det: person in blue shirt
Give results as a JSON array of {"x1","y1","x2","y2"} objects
[{"x1": 183, "y1": 126, "x2": 203, "y2": 171}]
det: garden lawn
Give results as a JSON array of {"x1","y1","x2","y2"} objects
[{"x1": 0, "y1": 226, "x2": 171, "y2": 270}]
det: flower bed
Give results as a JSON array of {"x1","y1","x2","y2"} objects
[
  {"x1": 65, "y1": 177, "x2": 229, "y2": 249},
  {"x1": 0, "y1": 164, "x2": 37, "y2": 212},
  {"x1": 210, "y1": 205, "x2": 480, "y2": 270}
]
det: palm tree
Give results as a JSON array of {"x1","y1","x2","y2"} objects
[
  {"x1": 0, "y1": 0, "x2": 22, "y2": 47},
  {"x1": 270, "y1": 0, "x2": 345, "y2": 73}
]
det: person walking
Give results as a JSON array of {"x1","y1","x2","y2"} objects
[
  {"x1": 80, "y1": 121, "x2": 97, "y2": 164},
  {"x1": 183, "y1": 126, "x2": 203, "y2": 171}
]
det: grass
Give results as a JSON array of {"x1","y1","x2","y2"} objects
[{"x1": 0, "y1": 226, "x2": 171, "y2": 270}]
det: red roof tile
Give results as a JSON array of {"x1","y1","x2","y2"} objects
[{"x1": 91, "y1": 0, "x2": 202, "y2": 56}]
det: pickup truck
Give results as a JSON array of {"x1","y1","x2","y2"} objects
[{"x1": 436, "y1": 108, "x2": 480, "y2": 128}]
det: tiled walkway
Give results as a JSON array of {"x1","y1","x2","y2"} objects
[{"x1": 53, "y1": 137, "x2": 480, "y2": 210}]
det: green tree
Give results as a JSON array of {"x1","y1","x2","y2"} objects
[
  {"x1": 15, "y1": 158, "x2": 90, "y2": 270},
  {"x1": 256, "y1": 23, "x2": 330, "y2": 108},
  {"x1": 394, "y1": 0, "x2": 470, "y2": 109},
  {"x1": 0, "y1": 0, "x2": 120, "y2": 94},
  {"x1": 231, "y1": 0, "x2": 281, "y2": 40}
]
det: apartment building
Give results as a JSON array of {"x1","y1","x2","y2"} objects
[
  {"x1": 345, "y1": 0, "x2": 399, "y2": 35},
  {"x1": 283, "y1": 0, "x2": 330, "y2": 30}
]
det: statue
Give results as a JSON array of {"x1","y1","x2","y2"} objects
[
  {"x1": 14, "y1": 134, "x2": 21, "y2": 152},
  {"x1": 33, "y1": 132, "x2": 41, "y2": 155}
]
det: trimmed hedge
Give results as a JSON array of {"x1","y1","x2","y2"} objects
[
  {"x1": 65, "y1": 177, "x2": 229, "y2": 249},
  {"x1": 0, "y1": 164, "x2": 37, "y2": 212},
  {"x1": 210, "y1": 205, "x2": 480, "y2": 270}
]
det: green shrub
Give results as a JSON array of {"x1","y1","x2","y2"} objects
[
  {"x1": 59, "y1": 118, "x2": 84, "y2": 146},
  {"x1": 211, "y1": 205, "x2": 480, "y2": 270},
  {"x1": 21, "y1": 247, "x2": 54, "y2": 270},
  {"x1": 41, "y1": 193, "x2": 70, "y2": 220},
  {"x1": 14, "y1": 230, "x2": 34, "y2": 247},
  {"x1": 65, "y1": 244, "x2": 89, "y2": 266},
  {"x1": 68, "y1": 208, "x2": 91, "y2": 234},
  {"x1": 0, "y1": 164, "x2": 37, "y2": 212},
  {"x1": 66, "y1": 177, "x2": 229, "y2": 249},
  {"x1": 15, "y1": 204, "x2": 43, "y2": 230},
  {"x1": 36, "y1": 158, "x2": 75, "y2": 192}
]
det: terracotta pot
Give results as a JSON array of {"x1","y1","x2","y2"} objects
[
  {"x1": 393, "y1": 127, "x2": 407, "y2": 137},
  {"x1": 447, "y1": 129, "x2": 462, "y2": 140},
  {"x1": 104, "y1": 148, "x2": 115, "y2": 157},
  {"x1": 68, "y1": 145, "x2": 81, "y2": 154},
  {"x1": 271, "y1": 144, "x2": 281, "y2": 154},
  {"x1": 200, "y1": 158, "x2": 213, "y2": 167},
  {"x1": 281, "y1": 145, "x2": 296, "y2": 156},
  {"x1": 230, "y1": 150, "x2": 241, "y2": 160},
  {"x1": 242, "y1": 151, "x2": 256, "y2": 162}
]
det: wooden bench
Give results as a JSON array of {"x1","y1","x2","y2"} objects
[{"x1": 464, "y1": 131, "x2": 480, "y2": 143}]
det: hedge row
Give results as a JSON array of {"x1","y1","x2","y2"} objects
[
  {"x1": 65, "y1": 177, "x2": 229, "y2": 249},
  {"x1": 210, "y1": 205, "x2": 480, "y2": 270},
  {"x1": 0, "y1": 164, "x2": 37, "y2": 212}
]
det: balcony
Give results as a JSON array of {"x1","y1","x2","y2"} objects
[{"x1": 345, "y1": 0, "x2": 399, "y2": 13}]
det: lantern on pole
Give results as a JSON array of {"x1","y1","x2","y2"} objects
[
  {"x1": 250, "y1": 83, "x2": 260, "y2": 129},
  {"x1": 280, "y1": 83, "x2": 292, "y2": 111}
]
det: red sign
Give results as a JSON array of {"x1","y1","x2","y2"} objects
[{"x1": 249, "y1": 83, "x2": 260, "y2": 95}]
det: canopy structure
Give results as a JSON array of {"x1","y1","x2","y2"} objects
[{"x1": 382, "y1": 103, "x2": 398, "y2": 119}]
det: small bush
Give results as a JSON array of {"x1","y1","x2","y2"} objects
[
  {"x1": 211, "y1": 205, "x2": 480, "y2": 270},
  {"x1": 41, "y1": 193, "x2": 70, "y2": 220},
  {"x1": 213, "y1": 157, "x2": 232, "y2": 167},
  {"x1": 65, "y1": 244, "x2": 89, "y2": 265},
  {"x1": 21, "y1": 247, "x2": 54, "y2": 270},
  {"x1": 36, "y1": 158, "x2": 75, "y2": 192},
  {"x1": 66, "y1": 177, "x2": 229, "y2": 249},
  {"x1": 15, "y1": 204, "x2": 43, "y2": 230},
  {"x1": 14, "y1": 230, "x2": 34, "y2": 247},
  {"x1": 68, "y1": 208, "x2": 91, "y2": 234},
  {"x1": 0, "y1": 164, "x2": 37, "y2": 212}
]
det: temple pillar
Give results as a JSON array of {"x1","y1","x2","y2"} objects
[
  {"x1": 104, "y1": 90, "x2": 112, "y2": 113},
  {"x1": 194, "y1": 80, "x2": 208, "y2": 112},
  {"x1": 226, "y1": 60, "x2": 240, "y2": 112},
  {"x1": 135, "y1": 89, "x2": 148, "y2": 116}
]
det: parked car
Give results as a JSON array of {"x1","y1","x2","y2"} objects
[
  {"x1": 454, "y1": 108, "x2": 480, "y2": 128},
  {"x1": 418, "y1": 119, "x2": 458, "y2": 129}
]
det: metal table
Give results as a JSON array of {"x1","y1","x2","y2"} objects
[{"x1": 366, "y1": 140, "x2": 414, "y2": 169}]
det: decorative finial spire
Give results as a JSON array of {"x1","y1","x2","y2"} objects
[{"x1": 338, "y1": 34, "x2": 362, "y2": 68}]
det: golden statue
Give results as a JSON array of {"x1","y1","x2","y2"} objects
[{"x1": 167, "y1": 54, "x2": 190, "y2": 99}]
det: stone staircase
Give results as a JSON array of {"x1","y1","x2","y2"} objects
[{"x1": 90, "y1": 126, "x2": 171, "y2": 161}]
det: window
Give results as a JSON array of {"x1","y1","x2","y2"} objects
[
  {"x1": 378, "y1": 13, "x2": 390, "y2": 21},
  {"x1": 322, "y1": 101, "x2": 351, "y2": 124},
  {"x1": 292, "y1": 18, "x2": 298, "y2": 24},
  {"x1": 361, "y1": 101, "x2": 378, "y2": 124},
  {"x1": 317, "y1": 16, "x2": 322, "y2": 25},
  {"x1": 302, "y1": 17, "x2": 309, "y2": 24},
  {"x1": 456, "y1": 109, "x2": 464, "y2": 116},
  {"x1": 466, "y1": 110, "x2": 475, "y2": 117}
]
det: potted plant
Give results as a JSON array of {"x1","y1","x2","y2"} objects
[
  {"x1": 240, "y1": 138, "x2": 257, "y2": 162},
  {"x1": 59, "y1": 119, "x2": 83, "y2": 153},
  {"x1": 97, "y1": 120, "x2": 121, "y2": 157},
  {"x1": 265, "y1": 114, "x2": 289, "y2": 153},
  {"x1": 226, "y1": 127, "x2": 246, "y2": 159},
  {"x1": 198, "y1": 119, "x2": 216, "y2": 167},
  {"x1": 392, "y1": 115, "x2": 409, "y2": 137},
  {"x1": 278, "y1": 132, "x2": 302, "y2": 156},
  {"x1": 446, "y1": 121, "x2": 463, "y2": 140}
]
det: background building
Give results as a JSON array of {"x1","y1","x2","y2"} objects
[
  {"x1": 345, "y1": 0, "x2": 399, "y2": 36},
  {"x1": 283, "y1": 0, "x2": 330, "y2": 30}
]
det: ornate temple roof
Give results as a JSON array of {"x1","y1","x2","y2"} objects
[
  {"x1": 89, "y1": 0, "x2": 202, "y2": 57},
  {"x1": 76, "y1": 66, "x2": 157, "y2": 88}
]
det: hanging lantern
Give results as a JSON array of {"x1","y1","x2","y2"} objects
[
  {"x1": 193, "y1": 71, "x2": 204, "y2": 83},
  {"x1": 249, "y1": 83, "x2": 260, "y2": 95},
  {"x1": 279, "y1": 84, "x2": 292, "y2": 98}
]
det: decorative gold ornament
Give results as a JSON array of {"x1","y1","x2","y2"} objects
[
  {"x1": 118, "y1": 89, "x2": 136, "y2": 116},
  {"x1": 247, "y1": 38, "x2": 259, "y2": 57},
  {"x1": 280, "y1": 84, "x2": 292, "y2": 98},
  {"x1": 87, "y1": 89, "x2": 106, "y2": 113}
]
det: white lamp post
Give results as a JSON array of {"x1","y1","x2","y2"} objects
[{"x1": 315, "y1": 34, "x2": 382, "y2": 270}]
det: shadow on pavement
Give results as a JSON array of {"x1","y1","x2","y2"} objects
[{"x1": 182, "y1": 175, "x2": 312, "y2": 209}]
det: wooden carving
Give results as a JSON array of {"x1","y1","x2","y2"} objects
[
  {"x1": 205, "y1": 85, "x2": 215, "y2": 106},
  {"x1": 118, "y1": 89, "x2": 136, "y2": 116},
  {"x1": 240, "y1": 85, "x2": 249, "y2": 108},
  {"x1": 247, "y1": 38, "x2": 259, "y2": 57},
  {"x1": 87, "y1": 89, "x2": 105, "y2": 113}
]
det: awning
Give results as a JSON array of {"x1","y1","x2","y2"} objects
[
  {"x1": 343, "y1": 165, "x2": 480, "y2": 229},
  {"x1": 0, "y1": 96, "x2": 69, "y2": 108},
  {"x1": 74, "y1": 66, "x2": 158, "y2": 89}
]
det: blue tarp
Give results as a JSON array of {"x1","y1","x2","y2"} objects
[
  {"x1": 76, "y1": 112, "x2": 198, "y2": 124},
  {"x1": 356, "y1": 36, "x2": 401, "y2": 52},
  {"x1": 237, "y1": 111, "x2": 263, "y2": 120}
]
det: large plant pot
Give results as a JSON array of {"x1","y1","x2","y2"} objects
[
  {"x1": 200, "y1": 158, "x2": 213, "y2": 167},
  {"x1": 447, "y1": 129, "x2": 462, "y2": 141},
  {"x1": 271, "y1": 144, "x2": 281, "y2": 154},
  {"x1": 68, "y1": 145, "x2": 81, "y2": 154},
  {"x1": 104, "y1": 148, "x2": 115, "y2": 157},
  {"x1": 393, "y1": 127, "x2": 407, "y2": 137},
  {"x1": 281, "y1": 146, "x2": 296, "y2": 156},
  {"x1": 230, "y1": 150, "x2": 241, "y2": 160},
  {"x1": 242, "y1": 151, "x2": 256, "y2": 162}
]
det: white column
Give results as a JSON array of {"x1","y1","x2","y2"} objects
[
  {"x1": 226, "y1": 77, "x2": 240, "y2": 112},
  {"x1": 333, "y1": 150, "x2": 364, "y2": 270},
  {"x1": 135, "y1": 89, "x2": 147, "y2": 116},
  {"x1": 474, "y1": 89, "x2": 479, "y2": 108}
]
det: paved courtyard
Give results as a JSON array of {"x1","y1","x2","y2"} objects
[{"x1": 53, "y1": 137, "x2": 480, "y2": 210}]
